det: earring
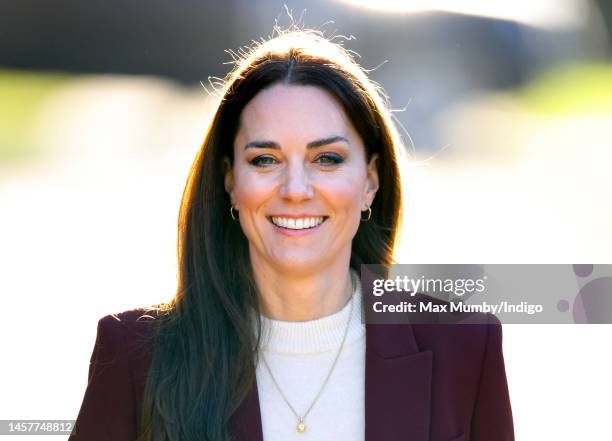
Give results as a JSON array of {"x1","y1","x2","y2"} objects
[
  {"x1": 230, "y1": 205, "x2": 239, "y2": 221},
  {"x1": 361, "y1": 206, "x2": 372, "y2": 222}
]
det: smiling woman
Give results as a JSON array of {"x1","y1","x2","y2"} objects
[
  {"x1": 226, "y1": 83, "x2": 380, "y2": 320},
  {"x1": 69, "y1": 27, "x2": 513, "y2": 441}
]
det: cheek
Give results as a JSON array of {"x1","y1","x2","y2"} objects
[
  {"x1": 318, "y1": 175, "x2": 366, "y2": 208},
  {"x1": 233, "y1": 169, "x2": 274, "y2": 210}
]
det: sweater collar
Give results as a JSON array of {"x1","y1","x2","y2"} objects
[{"x1": 257, "y1": 270, "x2": 364, "y2": 355}]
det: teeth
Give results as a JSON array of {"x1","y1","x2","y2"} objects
[{"x1": 271, "y1": 216, "x2": 325, "y2": 230}]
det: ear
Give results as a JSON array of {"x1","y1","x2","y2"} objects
[
  {"x1": 223, "y1": 156, "x2": 236, "y2": 207},
  {"x1": 364, "y1": 153, "x2": 380, "y2": 208}
]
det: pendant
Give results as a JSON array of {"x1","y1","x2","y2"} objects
[{"x1": 296, "y1": 418, "x2": 306, "y2": 433}]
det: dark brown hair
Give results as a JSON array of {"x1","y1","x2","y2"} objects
[{"x1": 137, "y1": 29, "x2": 407, "y2": 441}]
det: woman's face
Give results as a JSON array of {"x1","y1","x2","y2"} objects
[{"x1": 224, "y1": 83, "x2": 379, "y2": 275}]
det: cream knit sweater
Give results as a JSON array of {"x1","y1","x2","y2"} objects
[{"x1": 255, "y1": 271, "x2": 366, "y2": 440}]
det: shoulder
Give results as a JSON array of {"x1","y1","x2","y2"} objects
[
  {"x1": 71, "y1": 307, "x2": 166, "y2": 440},
  {"x1": 100, "y1": 306, "x2": 163, "y2": 334},
  {"x1": 88, "y1": 306, "x2": 168, "y2": 397},
  {"x1": 92, "y1": 306, "x2": 166, "y2": 367},
  {"x1": 401, "y1": 299, "x2": 513, "y2": 437},
  {"x1": 98, "y1": 304, "x2": 169, "y2": 333}
]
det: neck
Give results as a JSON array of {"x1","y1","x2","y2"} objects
[{"x1": 250, "y1": 253, "x2": 354, "y2": 322}]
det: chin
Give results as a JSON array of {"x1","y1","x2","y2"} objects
[{"x1": 269, "y1": 254, "x2": 329, "y2": 276}]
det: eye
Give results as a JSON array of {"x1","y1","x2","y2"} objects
[
  {"x1": 315, "y1": 153, "x2": 344, "y2": 165},
  {"x1": 249, "y1": 155, "x2": 278, "y2": 167}
]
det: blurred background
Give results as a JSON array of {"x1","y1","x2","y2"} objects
[{"x1": 1, "y1": 0, "x2": 611, "y2": 439}]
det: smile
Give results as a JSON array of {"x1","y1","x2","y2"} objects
[{"x1": 269, "y1": 216, "x2": 327, "y2": 230}]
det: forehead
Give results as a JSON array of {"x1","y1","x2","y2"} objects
[{"x1": 236, "y1": 83, "x2": 358, "y2": 142}]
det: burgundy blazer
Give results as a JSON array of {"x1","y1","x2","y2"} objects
[{"x1": 69, "y1": 307, "x2": 514, "y2": 441}]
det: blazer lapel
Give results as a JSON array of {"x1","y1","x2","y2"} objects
[{"x1": 365, "y1": 323, "x2": 433, "y2": 441}]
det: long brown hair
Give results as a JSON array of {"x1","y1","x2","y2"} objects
[{"x1": 137, "y1": 28, "x2": 407, "y2": 441}]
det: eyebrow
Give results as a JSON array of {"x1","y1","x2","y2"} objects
[{"x1": 243, "y1": 135, "x2": 349, "y2": 151}]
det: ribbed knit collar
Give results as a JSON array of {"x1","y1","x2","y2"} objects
[{"x1": 257, "y1": 270, "x2": 365, "y2": 355}]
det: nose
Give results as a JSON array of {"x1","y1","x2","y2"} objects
[{"x1": 278, "y1": 161, "x2": 314, "y2": 201}]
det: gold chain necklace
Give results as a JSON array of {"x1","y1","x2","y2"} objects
[{"x1": 260, "y1": 272, "x2": 356, "y2": 433}]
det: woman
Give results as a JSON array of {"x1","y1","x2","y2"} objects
[{"x1": 69, "y1": 29, "x2": 514, "y2": 441}]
